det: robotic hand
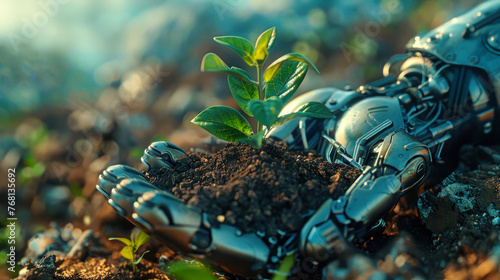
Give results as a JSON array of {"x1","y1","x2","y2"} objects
[
  {"x1": 98, "y1": 142, "x2": 278, "y2": 277},
  {"x1": 97, "y1": 1, "x2": 500, "y2": 278}
]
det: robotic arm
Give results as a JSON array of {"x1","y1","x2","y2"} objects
[
  {"x1": 299, "y1": 130, "x2": 430, "y2": 262},
  {"x1": 96, "y1": 1, "x2": 500, "y2": 278}
]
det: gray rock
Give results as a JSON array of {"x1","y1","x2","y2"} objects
[
  {"x1": 21, "y1": 223, "x2": 87, "y2": 265},
  {"x1": 416, "y1": 191, "x2": 437, "y2": 225},
  {"x1": 437, "y1": 183, "x2": 474, "y2": 213}
]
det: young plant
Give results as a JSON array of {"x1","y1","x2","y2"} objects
[
  {"x1": 109, "y1": 230, "x2": 150, "y2": 274},
  {"x1": 192, "y1": 27, "x2": 333, "y2": 148}
]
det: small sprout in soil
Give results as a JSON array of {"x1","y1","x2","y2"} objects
[
  {"x1": 192, "y1": 27, "x2": 333, "y2": 148},
  {"x1": 109, "y1": 230, "x2": 150, "y2": 274}
]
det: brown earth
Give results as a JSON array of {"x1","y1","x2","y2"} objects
[
  {"x1": 145, "y1": 141, "x2": 362, "y2": 237},
  {"x1": 23, "y1": 252, "x2": 168, "y2": 280}
]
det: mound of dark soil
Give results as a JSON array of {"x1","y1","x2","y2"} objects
[{"x1": 145, "y1": 142, "x2": 361, "y2": 236}]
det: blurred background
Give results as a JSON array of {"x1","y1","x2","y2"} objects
[{"x1": 0, "y1": 0, "x2": 485, "y2": 277}]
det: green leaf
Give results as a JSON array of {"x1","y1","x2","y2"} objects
[
  {"x1": 130, "y1": 231, "x2": 136, "y2": 247},
  {"x1": 132, "y1": 250, "x2": 150, "y2": 265},
  {"x1": 228, "y1": 75, "x2": 259, "y2": 116},
  {"x1": 201, "y1": 53, "x2": 254, "y2": 83},
  {"x1": 191, "y1": 106, "x2": 253, "y2": 142},
  {"x1": 166, "y1": 260, "x2": 218, "y2": 280},
  {"x1": 264, "y1": 53, "x2": 319, "y2": 82},
  {"x1": 200, "y1": 52, "x2": 227, "y2": 71},
  {"x1": 134, "y1": 231, "x2": 150, "y2": 249},
  {"x1": 248, "y1": 97, "x2": 283, "y2": 128},
  {"x1": 276, "y1": 102, "x2": 333, "y2": 125},
  {"x1": 265, "y1": 61, "x2": 308, "y2": 103},
  {"x1": 254, "y1": 27, "x2": 276, "y2": 64},
  {"x1": 230, "y1": 66, "x2": 253, "y2": 81},
  {"x1": 271, "y1": 253, "x2": 296, "y2": 280},
  {"x1": 109, "y1": 237, "x2": 132, "y2": 246},
  {"x1": 120, "y1": 245, "x2": 135, "y2": 261},
  {"x1": 237, "y1": 130, "x2": 265, "y2": 148},
  {"x1": 214, "y1": 36, "x2": 255, "y2": 66}
]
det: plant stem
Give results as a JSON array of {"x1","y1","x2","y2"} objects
[
  {"x1": 256, "y1": 65, "x2": 262, "y2": 100},
  {"x1": 132, "y1": 255, "x2": 137, "y2": 274},
  {"x1": 256, "y1": 65, "x2": 263, "y2": 133}
]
